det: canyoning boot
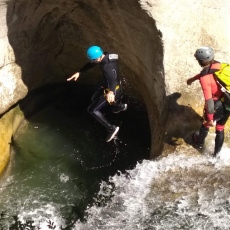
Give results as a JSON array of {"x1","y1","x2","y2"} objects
[
  {"x1": 213, "y1": 130, "x2": 224, "y2": 157},
  {"x1": 106, "y1": 125, "x2": 119, "y2": 142},
  {"x1": 192, "y1": 125, "x2": 209, "y2": 151},
  {"x1": 112, "y1": 103, "x2": 128, "y2": 114},
  {"x1": 192, "y1": 132, "x2": 203, "y2": 151}
]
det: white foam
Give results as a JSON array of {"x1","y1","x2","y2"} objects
[
  {"x1": 18, "y1": 203, "x2": 66, "y2": 229},
  {"x1": 73, "y1": 149, "x2": 230, "y2": 230},
  {"x1": 59, "y1": 173, "x2": 70, "y2": 183}
]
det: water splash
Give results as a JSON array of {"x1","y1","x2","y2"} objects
[
  {"x1": 73, "y1": 148, "x2": 230, "y2": 230},
  {"x1": 18, "y1": 203, "x2": 66, "y2": 229}
]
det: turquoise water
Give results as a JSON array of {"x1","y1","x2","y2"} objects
[{"x1": 0, "y1": 86, "x2": 150, "y2": 227}]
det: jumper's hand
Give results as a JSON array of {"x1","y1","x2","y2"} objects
[
  {"x1": 106, "y1": 91, "x2": 115, "y2": 103},
  {"x1": 67, "y1": 72, "x2": 80, "y2": 81}
]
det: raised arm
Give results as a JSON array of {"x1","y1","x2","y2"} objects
[
  {"x1": 187, "y1": 74, "x2": 200, "y2": 85},
  {"x1": 67, "y1": 72, "x2": 80, "y2": 81},
  {"x1": 67, "y1": 62, "x2": 97, "y2": 81}
]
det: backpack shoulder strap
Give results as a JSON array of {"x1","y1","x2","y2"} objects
[{"x1": 208, "y1": 61, "x2": 221, "y2": 74}]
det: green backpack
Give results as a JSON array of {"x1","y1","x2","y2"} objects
[{"x1": 214, "y1": 63, "x2": 230, "y2": 110}]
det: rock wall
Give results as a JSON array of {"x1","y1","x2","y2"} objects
[
  {"x1": 140, "y1": 0, "x2": 230, "y2": 146},
  {"x1": 1, "y1": 0, "x2": 230, "y2": 173},
  {"x1": 0, "y1": 1, "x2": 28, "y2": 114},
  {"x1": 0, "y1": 0, "x2": 167, "y2": 175},
  {"x1": 141, "y1": 0, "x2": 230, "y2": 105}
]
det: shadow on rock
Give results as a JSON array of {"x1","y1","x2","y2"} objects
[{"x1": 163, "y1": 92, "x2": 203, "y2": 155}]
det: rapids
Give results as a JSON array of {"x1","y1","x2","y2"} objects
[{"x1": 74, "y1": 148, "x2": 230, "y2": 230}]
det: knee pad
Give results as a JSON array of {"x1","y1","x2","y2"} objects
[{"x1": 216, "y1": 124, "x2": 225, "y2": 131}]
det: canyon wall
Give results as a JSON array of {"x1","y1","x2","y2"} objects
[
  {"x1": 140, "y1": 0, "x2": 230, "y2": 147},
  {"x1": 1, "y1": 0, "x2": 230, "y2": 174},
  {"x1": 0, "y1": 0, "x2": 166, "y2": 175}
]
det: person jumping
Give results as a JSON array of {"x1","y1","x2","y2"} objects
[{"x1": 67, "y1": 46, "x2": 127, "y2": 142}]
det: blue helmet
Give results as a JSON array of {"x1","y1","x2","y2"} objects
[{"x1": 87, "y1": 46, "x2": 103, "y2": 60}]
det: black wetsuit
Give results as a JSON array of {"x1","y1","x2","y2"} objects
[{"x1": 79, "y1": 52, "x2": 123, "y2": 131}]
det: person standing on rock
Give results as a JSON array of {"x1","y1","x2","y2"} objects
[
  {"x1": 67, "y1": 46, "x2": 127, "y2": 142},
  {"x1": 187, "y1": 46, "x2": 230, "y2": 157}
]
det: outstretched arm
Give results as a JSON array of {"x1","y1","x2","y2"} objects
[
  {"x1": 187, "y1": 77, "x2": 196, "y2": 85},
  {"x1": 187, "y1": 74, "x2": 200, "y2": 85},
  {"x1": 67, "y1": 62, "x2": 97, "y2": 81},
  {"x1": 67, "y1": 72, "x2": 80, "y2": 81}
]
